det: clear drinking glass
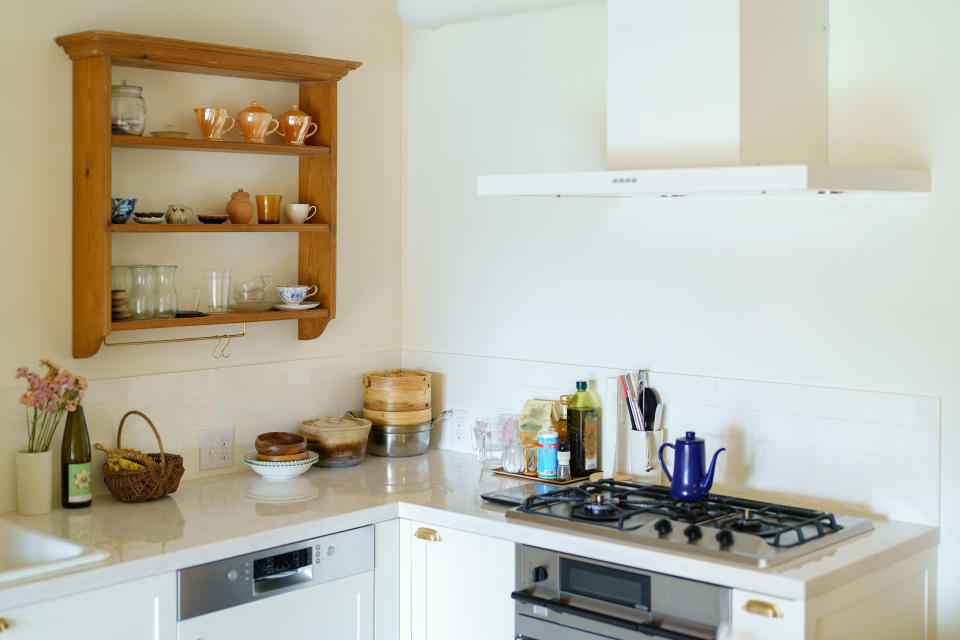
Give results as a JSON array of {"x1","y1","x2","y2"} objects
[
  {"x1": 128, "y1": 265, "x2": 155, "y2": 320},
  {"x1": 153, "y1": 266, "x2": 178, "y2": 318},
  {"x1": 204, "y1": 268, "x2": 231, "y2": 313},
  {"x1": 501, "y1": 437, "x2": 525, "y2": 474},
  {"x1": 176, "y1": 287, "x2": 201, "y2": 313}
]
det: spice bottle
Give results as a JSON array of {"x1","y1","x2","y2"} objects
[
  {"x1": 557, "y1": 443, "x2": 571, "y2": 481},
  {"x1": 537, "y1": 427, "x2": 559, "y2": 479}
]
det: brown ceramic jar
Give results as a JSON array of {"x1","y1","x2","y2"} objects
[
  {"x1": 278, "y1": 105, "x2": 319, "y2": 145},
  {"x1": 225, "y1": 188, "x2": 254, "y2": 224},
  {"x1": 232, "y1": 100, "x2": 279, "y2": 143}
]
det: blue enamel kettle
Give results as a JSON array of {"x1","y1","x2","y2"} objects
[{"x1": 658, "y1": 431, "x2": 725, "y2": 500}]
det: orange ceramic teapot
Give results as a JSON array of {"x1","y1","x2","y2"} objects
[
  {"x1": 278, "y1": 105, "x2": 318, "y2": 145},
  {"x1": 232, "y1": 101, "x2": 279, "y2": 143}
]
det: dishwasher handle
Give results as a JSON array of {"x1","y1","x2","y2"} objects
[{"x1": 512, "y1": 591, "x2": 704, "y2": 640}]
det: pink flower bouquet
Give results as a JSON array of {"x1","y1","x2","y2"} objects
[{"x1": 15, "y1": 359, "x2": 88, "y2": 452}]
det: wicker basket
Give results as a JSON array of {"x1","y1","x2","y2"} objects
[{"x1": 95, "y1": 410, "x2": 184, "y2": 503}]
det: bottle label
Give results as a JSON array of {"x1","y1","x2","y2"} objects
[
  {"x1": 66, "y1": 462, "x2": 92, "y2": 503},
  {"x1": 584, "y1": 410, "x2": 599, "y2": 470}
]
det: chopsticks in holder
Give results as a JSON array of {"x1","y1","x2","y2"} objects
[{"x1": 620, "y1": 373, "x2": 643, "y2": 431}]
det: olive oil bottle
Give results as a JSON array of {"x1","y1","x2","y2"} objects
[
  {"x1": 567, "y1": 381, "x2": 600, "y2": 477},
  {"x1": 61, "y1": 406, "x2": 92, "y2": 509}
]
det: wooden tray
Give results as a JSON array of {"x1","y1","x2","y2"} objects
[{"x1": 491, "y1": 468, "x2": 590, "y2": 486}]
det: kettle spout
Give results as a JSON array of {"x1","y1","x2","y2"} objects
[{"x1": 700, "y1": 447, "x2": 726, "y2": 493}]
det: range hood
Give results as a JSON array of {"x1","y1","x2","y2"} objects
[{"x1": 476, "y1": 0, "x2": 931, "y2": 197}]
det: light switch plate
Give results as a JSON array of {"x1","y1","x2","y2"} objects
[{"x1": 200, "y1": 427, "x2": 234, "y2": 470}]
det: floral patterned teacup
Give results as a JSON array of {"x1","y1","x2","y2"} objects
[
  {"x1": 276, "y1": 285, "x2": 318, "y2": 304},
  {"x1": 111, "y1": 198, "x2": 136, "y2": 224}
]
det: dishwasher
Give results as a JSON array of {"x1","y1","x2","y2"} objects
[{"x1": 177, "y1": 525, "x2": 374, "y2": 640}]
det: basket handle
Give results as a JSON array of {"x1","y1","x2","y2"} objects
[{"x1": 117, "y1": 410, "x2": 166, "y2": 473}]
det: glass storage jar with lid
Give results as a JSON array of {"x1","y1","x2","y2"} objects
[
  {"x1": 112, "y1": 80, "x2": 146, "y2": 135},
  {"x1": 128, "y1": 265, "x2": 156, "y2": 320}
]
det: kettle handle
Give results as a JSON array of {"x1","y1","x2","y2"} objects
[{"x1": 658, "y1": 442, "x2": 674, "y2": 482}]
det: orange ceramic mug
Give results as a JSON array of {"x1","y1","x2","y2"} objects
[
  {"x1": 255, "y1": 195, "x2": 282, "y2": 224},
  {"x1": 194, "y1": 107, "x2": 234, "y2": 141}
]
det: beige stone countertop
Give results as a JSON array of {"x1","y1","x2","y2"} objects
[{"x1": 0, "y1": 450, "x2": 939, "y2": 609}]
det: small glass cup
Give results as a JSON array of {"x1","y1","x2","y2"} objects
[
  {"x1": 176, "y1": 287, "x2": 201, "y2": 313},
  {"x1": 111, "y1": 265, "x2": 131, "y2": 292},
  {"x1": 203, "y1": 268, "x2": 231, "y2": 313}
]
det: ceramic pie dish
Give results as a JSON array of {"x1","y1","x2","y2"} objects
[{"x1": 242, "y1": 451, "x2": 318, "y2": 479}]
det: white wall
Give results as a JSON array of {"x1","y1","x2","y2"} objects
[{"x1": 401, "y1": 1, "x2": 958, "y2": 635}]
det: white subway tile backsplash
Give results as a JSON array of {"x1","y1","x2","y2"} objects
[{"x1": 404, "y1": 351, "x2": 941, "y2": 526}]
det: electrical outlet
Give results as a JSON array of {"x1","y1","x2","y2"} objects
[
  {"x1": 200, "y1": 427, "x2": 234, "y2": 471},
  {"x1": 440, "y1": 410, "x2": 472, "y2": 452}
]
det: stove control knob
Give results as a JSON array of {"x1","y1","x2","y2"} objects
[
  {"x1": 716, "y1": 529, "x2": 735, "y2": 548},
  {"x1": 683, "y1": 525, "x2": 702, "y2": 542},
  {"x1": 653, "y1": 519, "x2": 673, "y2": 535},
  {"x1": 531, "y1": 566, "x2": 549, "y2": 583}
]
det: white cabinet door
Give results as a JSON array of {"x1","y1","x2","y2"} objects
[
  {"x1": 729, "y1": 589, "x2": 805, "y2": 640},
  {"x1": 0, "y1": 572, "x2": 176, "y2": 640},
  {"x1": 177, "y1": 571, "x2": 373, "y2": 640},
  {"x1": 408, "y1": 521, "x2": 514, "y2": 640}
]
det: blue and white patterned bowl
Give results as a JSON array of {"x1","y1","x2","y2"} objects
[
  {"x1": 276, "y1": 285, "x2": 318, "y2": 304},
  {"x1": 111, "y1": 198, "x2": 137, "y2": 224}
]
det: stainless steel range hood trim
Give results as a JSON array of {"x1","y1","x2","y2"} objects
[{"x1": 477, "y1": 165, "x2": 931, "y2": 198}]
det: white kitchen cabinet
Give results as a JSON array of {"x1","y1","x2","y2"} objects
[
  {"x1": 730, "y1": 547, "x2": 937, "y2": 640},
  {"x1": 177, "y1": 571, "x2": 373, "y2": 640},
  {"x1": 0, "y1": 572, "x2": 175, "y2": 639},
  {"x1": 404, "y1": 519, "x2": 514, "y2": 640}
]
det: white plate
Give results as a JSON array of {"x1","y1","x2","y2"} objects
[
  {"x1": 242, "y1": 451, "x2": 318, "y2": 479},
  {"x1": 272, "y1": 302, "x2": 320, "y2": 311}
]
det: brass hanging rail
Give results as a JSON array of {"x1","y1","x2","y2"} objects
[{"x1": 103, "y1": 324, "x2": 246, "y2": 359}]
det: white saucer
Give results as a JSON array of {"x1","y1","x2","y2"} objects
[{"x1": 272, "y1": 302, "x2": 320, "y2": 311}]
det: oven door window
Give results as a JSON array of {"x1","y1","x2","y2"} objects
[{"x1": 559, "y1": 558, "x2": 651, "y2": 611}]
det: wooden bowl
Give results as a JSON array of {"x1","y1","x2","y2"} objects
[
  {"x1": 255, "y1": 432, "x2": 307, "y2": 456},
  {"x1": 255, "y1": 451, "x2": 309, "y2": 462}
]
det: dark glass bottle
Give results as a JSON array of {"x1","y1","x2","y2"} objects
[
  {"x1": 61, "y1": 406, "x2": 92, "y2": 509},
  {"x1": 567, "y1": 381, "x2": 600, "y2": 477}
]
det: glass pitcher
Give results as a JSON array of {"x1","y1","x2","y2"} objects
[
  {"x1": 128, "y1": 265, "x2": 155, "y2": 320},
  {"x1": 153, "y1": 266, "x2": 178, "y2": 318}
]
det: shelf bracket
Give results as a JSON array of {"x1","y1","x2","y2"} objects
[{"x1": 102, "y1": 324, "x2": 246, "y2": 355}]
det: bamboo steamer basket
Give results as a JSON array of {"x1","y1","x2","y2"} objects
[{"x1": 363, "y1": 369, "x2": 432, "y2": 426}]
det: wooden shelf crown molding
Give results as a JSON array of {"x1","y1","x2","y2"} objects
[{"x1": 55, "y1": 30, "x2": 361, "y2": 82}]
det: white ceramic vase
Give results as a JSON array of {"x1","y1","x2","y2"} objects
[{"x1": 16, "y1": 450, "x2": 53, "y2": 515}]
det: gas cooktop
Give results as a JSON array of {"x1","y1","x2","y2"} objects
[{"x1": 498, "y1": 479, "x2": 874, "y2": 568}]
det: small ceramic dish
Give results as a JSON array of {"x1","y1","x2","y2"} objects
[
  {"x1": 150, "y1": 127, "x2": 188, "y2": 139},
  {"x1": 133, "y1": 214, "x2": 165, "y2": 224},
  {"x1": 272, "y1": 302, "x2": 321, "y2": 311},
  {"x1": 243, "y1": 451, "x2": 318, "y2": 480},
  {"x1": 197, "y1": 214, "x2": 229, "y2": 224},
  {"x1": 255, "y1": 432, "x2": 307, "y2": 456},
  {"x1": 134, "y1": 211, "x2": 165, "y2": 218}
]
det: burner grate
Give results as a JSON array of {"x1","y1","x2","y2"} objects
[{"x1": 517, "y1": 479, "x2": 845, "y2": 548}]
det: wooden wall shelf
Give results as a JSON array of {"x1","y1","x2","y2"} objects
[
  {"x1": 57, "y1": 30, "x2": 360, "y2": 357},
  {"x1": 111, "y1": 223, "x2": 331, "y2": 233},
  {"x1": 112, "y1": 308, "x2": 330, "y2": 331},
  {"x1": 113, "y1": 135, "x2": 331, "y2": 156}
]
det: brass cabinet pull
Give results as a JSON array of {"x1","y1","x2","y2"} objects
[
  {"x1": 414, "y1": 527, "x2": 442, "y2": 542},
  {"x1": 743, "y1": 599, "x2": 783, "y2": 618},
  {"x1": 0, "y1": 618, "x2": 10, "y2": 631}
]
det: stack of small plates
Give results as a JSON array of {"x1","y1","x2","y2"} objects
[{"x1": 243, "y1": 451, "x2": 318, "y2": 479}]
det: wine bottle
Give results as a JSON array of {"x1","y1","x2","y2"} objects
[
  {"x1": 61, "y1": 406, "x2": 92, "y2": 509},
  {"x1": 567, "y1": 381, "x2": 600, "y2": 477}
]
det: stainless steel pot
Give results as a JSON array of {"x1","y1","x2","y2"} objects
[
  {"x1": 365, "y1": 410, "x2": 450, "y2": 457},
  {"x1": 367, "y1": 422, "x2": 431, "y2": 457}
]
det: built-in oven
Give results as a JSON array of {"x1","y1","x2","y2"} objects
[{"x1": 513, "y1": 545, "x2": 730, "y2": 640}]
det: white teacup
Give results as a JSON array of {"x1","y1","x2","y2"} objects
[
  {"x1": 286, "y1": 203, "x2": 317, "y2": 224},
  {"x1": 277, "y1": 285, "x2": 318, "y2": 304}
]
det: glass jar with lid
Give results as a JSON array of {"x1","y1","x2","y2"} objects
[
  {"x1": 128, "y1": 265, "x2": 155, "y2": 320},
  {"x1": 111, "y1": 80, "x2": 146, "y2": 136}
]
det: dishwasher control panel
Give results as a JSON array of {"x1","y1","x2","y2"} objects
[{"x1": 178, "y1": 525, "x2": 373, "y2": 621}]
